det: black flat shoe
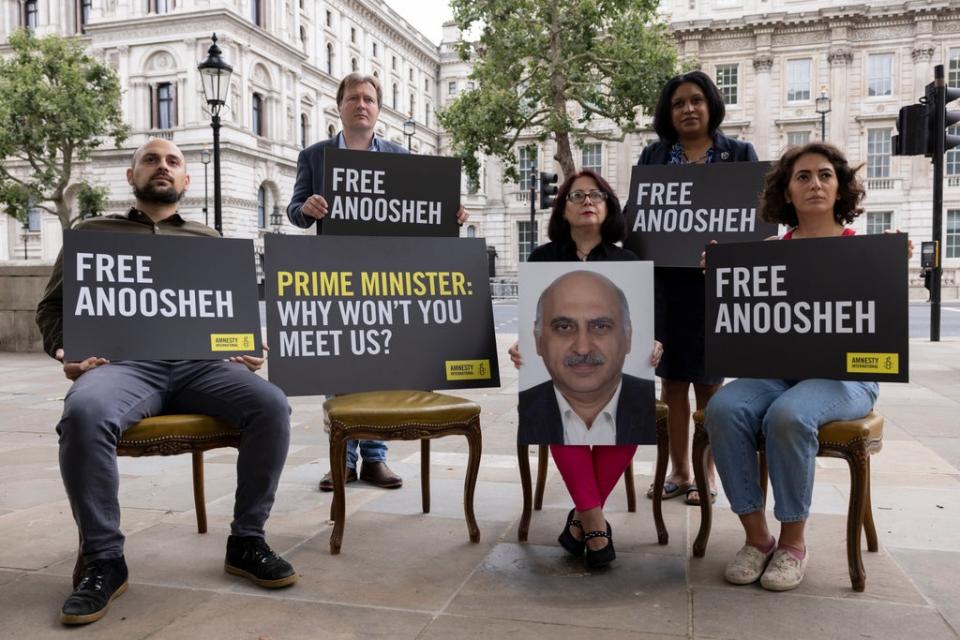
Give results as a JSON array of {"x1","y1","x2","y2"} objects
[
  {"x1": 558, "y1": 508, "x2": 586, "y2": 557},
  {"x1": 584, "y1": 522, "x2": 616, "y2": 569},
  {"x1": 60, "y1": 556, "x2": 128, "y2": 625}
]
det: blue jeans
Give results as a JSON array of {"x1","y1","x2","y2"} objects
[
  {"x1": 704, "y1": 378, "x2": 878, "y2": 523},
  {"x1": 345, "y1": 440, "x2": 387, "y2": 469}
]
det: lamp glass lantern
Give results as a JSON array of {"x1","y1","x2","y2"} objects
[
  {"x1": 270, "y1": 204, "x2": 283, "y2": 233},
  {"x1": 815, "y1": 89, "x2": 831, "y2": 116},
  {"x1": 198, "y1": 34, "x2": 234, "y2": 113}
]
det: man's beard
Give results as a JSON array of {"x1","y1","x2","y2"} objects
[{"x1": 133, "y1": 180, "x2": 184, "y2": 204}]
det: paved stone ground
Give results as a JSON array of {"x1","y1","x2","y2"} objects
[{"x1": 1, "y1": 335, "x2": 959, "y2": 639}]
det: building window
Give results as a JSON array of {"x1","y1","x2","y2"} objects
[
  {"x1": 947, "y1": 210, "x2": 960, "y2": 258},
  {"x1": 23, "y1": 0, "x2": 38, "y2": 28},
  {"x1": 409, "y1": 93, "x2": 415, "y2": 116},
  {"x1": 300, "y1": 113, "x2": 309, "y2": 148},
  {"x1": 518, "y1": 146, "x2": 537, "y2": 191},
  {"x1": 786, "y1": 59, "x2": 811, "y2": 102},
  {"x1": 78, "y1": 0, "x2": 92, "y2": 30},
  {"x1": 467, "y1": 81, "x2": 475, "y2": 91},
  {"x1": 715, "y1": 64, "x2": 738, "y2": 105},
  {"x1": 154, "y1": 82, "x2": 175, "y2": 130},
  {"x1": 786, "y1": 131, "x2": 810, "y2": 147},
  {"x1": 350, "y1": 27, "x2": 356, "y2": 43},
  {"x1": 466, "y1": 225, "x2": 476, "y2": 238},
  {"x1": 372, "y1": 42, "x2": 378, "y2": 57},
  {"x1": 392, "y1": 83, "x2": 398, "y2": 109},
  {"x1": 425, "y1": 103, "x2": 431, "y2": 128},
  {"x1": 866, "y1": 211, "x2": 893, "y2": 235},
  {"x1": 300, "y1": 26, "x2": 306, "y2": 46},
  {"x1": 867, "y1": 53, "x2": 894, "y2": 97},
  {"x1": 327, "y1": 123, "x2": 336, "y2": 137},
  {"x1": 424, "y1": 78, "x2": 429, "y2": 92},
  {"x1": 448, "y1": 81, "x2": 457, "y2": 96},
  {"x1": 325, "y1": 10, "x2": 332, "y2": 27},
  {"x1": 409, "y1": 68, "x2": 414, "y2": 82},
  {"x1": 581, "y1": 143, "x2": 602, "y2": 174},
  {"x1": 151, "y1": 0, "x2": 173, "y2": 13},
  {"x1": 351, "y1": 57, "x2": 358, "y2": 72},
  {"x1": 250, "y1": 0, "x2": 263, "y2": 26},
  {"x1": 27, "y1": 205, "x2": 42, "y2": 232},
  {"x1": 391, "y1": 56, "x2": 397, "y2": 70},
  {"x1": 252, "y1": 92, "x2": 264, "y2": 136},
  {"x1": 947, "y1": 126, "x2": 960, "y2": 176},
  {"x1": 949, "y1": 48, "x2": 960, "y2": 88},
  {"x1": 257, "y1": 186, "x2": 266, "y2": 229},
  {"x1": 518, "y1": 221, "x2": 538, "y2": 262},
  {"x1": 326, "y1": 43, "x2": 334, "y2": 75},
  {"x1": 866, "y1": 128, "x2": 892, "y2": 178}
]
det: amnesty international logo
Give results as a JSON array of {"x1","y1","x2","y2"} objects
[
  {"x1": 210, "y1": 334, "x2": 256, "y2": 352},
  {"x1": 846, "y1": 352, "x2": 899, "y2": 374},
  {"x1": 445, "y1": 359, "x2": 492, "y2": 381}
]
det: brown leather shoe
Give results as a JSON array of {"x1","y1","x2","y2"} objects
[
  {"x1": 318, "y1": 467, "x2": 357, "y2": 492},
  {"x1": 359, "y1": 461, "x2": 403, "y2": 489}
]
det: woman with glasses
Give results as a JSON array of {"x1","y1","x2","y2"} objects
[
  {"x1": 509, "y1": 169, "x2": 663, "y2": 568},
  {"x1": 639, "y1": 70, "x2": 758, "y2": 507}
]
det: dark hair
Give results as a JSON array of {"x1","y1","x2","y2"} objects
[
  {"x1": 760, "y1": 142, "x2": 865, "y2": 227},
  {"x1": 336, "y1": 73, "x2": 382, "y2": 108},
  {"x1": 652, "y1": 70, "x2": 726, "y2": 144},
  {"x1": 547, "y1": 169, "x2": 626, "y2": 244}
]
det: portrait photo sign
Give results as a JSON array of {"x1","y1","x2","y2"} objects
[
  {"x1": 62, "y1": 230, "x2": 262, "y2": 361},
  {"x1": 517, "y1": 262, "x2": 657, "y2": 445},
  {"x1": 705, "y1": 234, "x2": 909, "y2": 382},
  {"x1": 264, "y1": 234, "x2": 500, "y2": 396},
  {"x1": 623, "y1": 162, "x2": 778, "y2": 267},
  {"x1": 321, "y1": 148, "x2": 462, "y2": 237}
]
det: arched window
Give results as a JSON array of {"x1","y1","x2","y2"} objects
[
  {"x1": 466, "y1": 225, "x2": 476, "y2": 238},
  {"x1": 326, "y1": 43, "x2": 334, "y2": 75},
  {"x1": 257, "y1": 186, "x2": 266, "y2": 228},
  {"x1": 351, "y1": 57, "x2": 358, "y2": 72},
  {"x1": 327, "y1": 123, "x2": 336, "y2": 138},
  {"x1": 300, "y1": 113, "x2": 309, "y2": 148},
  {"x1": 392, "y1": 84, "x2": 398, "y2": 110},
  {"x1": 252, "y1": 93, "x2": 264, "y2": 136}
]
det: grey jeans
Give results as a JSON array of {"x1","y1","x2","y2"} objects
[{"x1": 56, "y1": 360, "x2": 290, "y2": 562}]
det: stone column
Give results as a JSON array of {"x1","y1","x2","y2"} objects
[
  {"x1": 752, "y1": 53, "x2": 774, "y2": 159},
  {"x1": 827, "y1": 46, "x2": 852, "y2": 147}
]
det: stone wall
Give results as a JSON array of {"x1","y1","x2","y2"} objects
[{"x1": 0, "y1": 265, "x2": 52, "y2": 352}]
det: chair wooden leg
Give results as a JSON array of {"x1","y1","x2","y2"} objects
[
  {"x1": 844, "y1": 443, "x2": 869, "y2": 592},
  {"x1": 329, "y1": 435, "x2": 349, "y2": 554},
  {"x1": 518, "y1": 443, "x2": 532, "y2": 541},
  {"x1": 192, "y1": 451, "x2": 207, "y2": 534},
  {"x1": 691, "y1": 421, "x2": 712, "y2": 557},
  {"x1": 625, "y1": 461, "x2": 637, "y2": 513},
  {"x1": 463, "y1": 422, "x2": 482, "y2": 543},
  {"x1": 653, "y1": 415, "x2": 669, "y2": 545},
  {"x1": 864, "y1": 455, "x2": 879, "y2": 553},
  {"x1": 73, "y1": 531, "x2": 83, "y2": 589},
  {"x1": 534, "y1": 446, "x2": 548, "y2": 510},
  {"x1": 421, "y1": 439, "x2": 431, "y2": 514}
]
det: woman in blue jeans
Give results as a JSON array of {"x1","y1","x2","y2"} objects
[{"x1": 704, "y1": 142, "x2": 906, "y2": 591}]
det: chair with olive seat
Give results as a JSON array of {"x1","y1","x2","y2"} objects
[
  {"x1": 72, "y1": 414, "x2": 240, "y2": 587},
  {"x1": 690, "y1": 409, "x2": 884, "y2": 591},
  {"x1": 324, "y1": 390, "x2": 482, "y2": 555},
  {"x1": 517, "y1": 400, "x2": 671, "y2": 546}
]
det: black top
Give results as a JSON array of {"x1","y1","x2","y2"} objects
[
  {"x1": 638, "y1": 132, "x2": 758, "y2": 166},
  {"x1": 528, "y1": 240, "x2": 638, "y2": 263}
]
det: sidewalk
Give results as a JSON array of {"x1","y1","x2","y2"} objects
[{"x1": 1, "y1": 336, "x2": 959, "y2": 639}]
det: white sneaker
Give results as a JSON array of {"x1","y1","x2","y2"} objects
[
  {"x1": 760, "y1": 548, "x2": 808, "y2": 591},
  {"x1": 724, "y1": 543, "x2": 775, "y2": 585}
]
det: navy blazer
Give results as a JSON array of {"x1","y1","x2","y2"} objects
[
  {"x1": 637, "y1": 132, "x2": 758, "y2": 166},
  {"x1": 518, "y1": 373, "x2": 656, "y2": 446},
  {"x1": 286, "y1": 133, "x2": 409, "y2": 230}
]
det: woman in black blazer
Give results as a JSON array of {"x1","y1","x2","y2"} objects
[{"x1": 639, "y1": 70, "x2": 758, "y2": 507}]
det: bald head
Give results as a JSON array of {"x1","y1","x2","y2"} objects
[
  {"x1": 534, "y1": 271, "x2": 631, "y2": 338},
  {"x1": 127, "y1": 138, "x2": 190, "y2": 206}
]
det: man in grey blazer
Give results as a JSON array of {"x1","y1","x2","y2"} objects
[{"x1": 287, "y1": 72, "x2": 467, "y2": 492}]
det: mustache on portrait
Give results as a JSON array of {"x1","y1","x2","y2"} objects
[{"x1": 563, "y1": 352, "x2": 607, "y2": 367}]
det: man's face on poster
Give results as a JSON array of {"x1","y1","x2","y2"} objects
[{"x1": 535, "y1": 271, "x2": 632, "y2": 402}]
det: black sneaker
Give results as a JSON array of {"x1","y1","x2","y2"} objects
[
  {"x1": 60, "y1": 556, "x2": 129, "y2": 625},
  {"x1": 224, "y1": 535, "x2": 298, "y2": 588}
]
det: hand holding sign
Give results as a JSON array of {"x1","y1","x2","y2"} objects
[{"x1": 302, "y1": 194, "x2": 329, "y2": 220}]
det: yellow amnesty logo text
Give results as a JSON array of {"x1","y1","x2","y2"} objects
[
  {"x1": 210, "y1": 334, "x2": 255, "y2": 352},
  {"x1": 846, "y1": 352, "x2": 899, "y2": 374},
  {"x1": 445, "y1": 359, "x2": 492, "y2": 381}
]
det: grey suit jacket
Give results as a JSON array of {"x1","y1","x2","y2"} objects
[
  {"x1": 286, "y1": 133, "x2": 409, "y2": 231},
  {"x1": 518, "y1": 373, "x2": 656, "y2": 446}
]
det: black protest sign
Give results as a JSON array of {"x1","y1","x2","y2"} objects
[
  {"x1": 62, "y1": 230, "x2": 262, "y2": 361},
  {"x1": 264, "y1": 234, "x2": 500, "y2": 396},
  {"x1": 321, "y1": 148, "x2": 461, "y2": 237},
  {"x1": 705, "y1": 234, "x2": 909, "y2": 382},
  {"x1": 624, "y1": 162, "x2": 777, "y2": 267}
]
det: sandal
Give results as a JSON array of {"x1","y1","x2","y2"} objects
[
  {"x1": 584, "y1": 522, "x2": 616, "y2": 569},
  {"x1": 685, "y1": 485, "x2": 717, "y2": 506},
  {"x1": 558, "y1": 508, "x2": 585, "y2": 557},
  {"x1": 645, "y1": 479, "x2": 691, "y2": 500}
]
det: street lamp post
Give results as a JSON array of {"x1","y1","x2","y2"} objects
[
  {"x1": 270, "y1": 204, "x2": 283, "y2": 234},
  {"x1": 815, "y1": 87, "x2": 832, "y2": 141},
  {"x1": 21, "y1": 218, "x2": 29, "y2": 260},
  {"x1": 197, "y1": 33, "x2": 233, "y2": 235},
  {"x1": 200, "y1": 148, "x2": 211, "y2": 228},
  {"x1": 403, "y1": 116, "x2": 416, "y2": 152}
]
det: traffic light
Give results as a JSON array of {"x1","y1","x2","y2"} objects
[
  {"x1": 538, "y1": 171, "x2": 558, "y2": 210},
  {"x1": 892, "y1": 104, "x2": 927, "y2": 156},
  {"x1": 924, "y1": 79, "x2": 960, "y2": 157}
]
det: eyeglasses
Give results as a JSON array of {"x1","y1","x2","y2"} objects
[{"x1": 566, "y1": 189, "x2": 607, "y2": 204}]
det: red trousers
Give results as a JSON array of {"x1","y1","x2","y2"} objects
[{"x1": 549, "y1": 444, "x2": 637, "y2": 512}]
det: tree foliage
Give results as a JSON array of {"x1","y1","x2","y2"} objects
[
  {"x1": 76, "y1": 182, "x2": 109, "y2": 221},
  {"x1": 440, "y1": 0, "x2": 678, "y2": 183},
  {"x1": 0, "y1": 29, "x2": 128, "y2": 229}
]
